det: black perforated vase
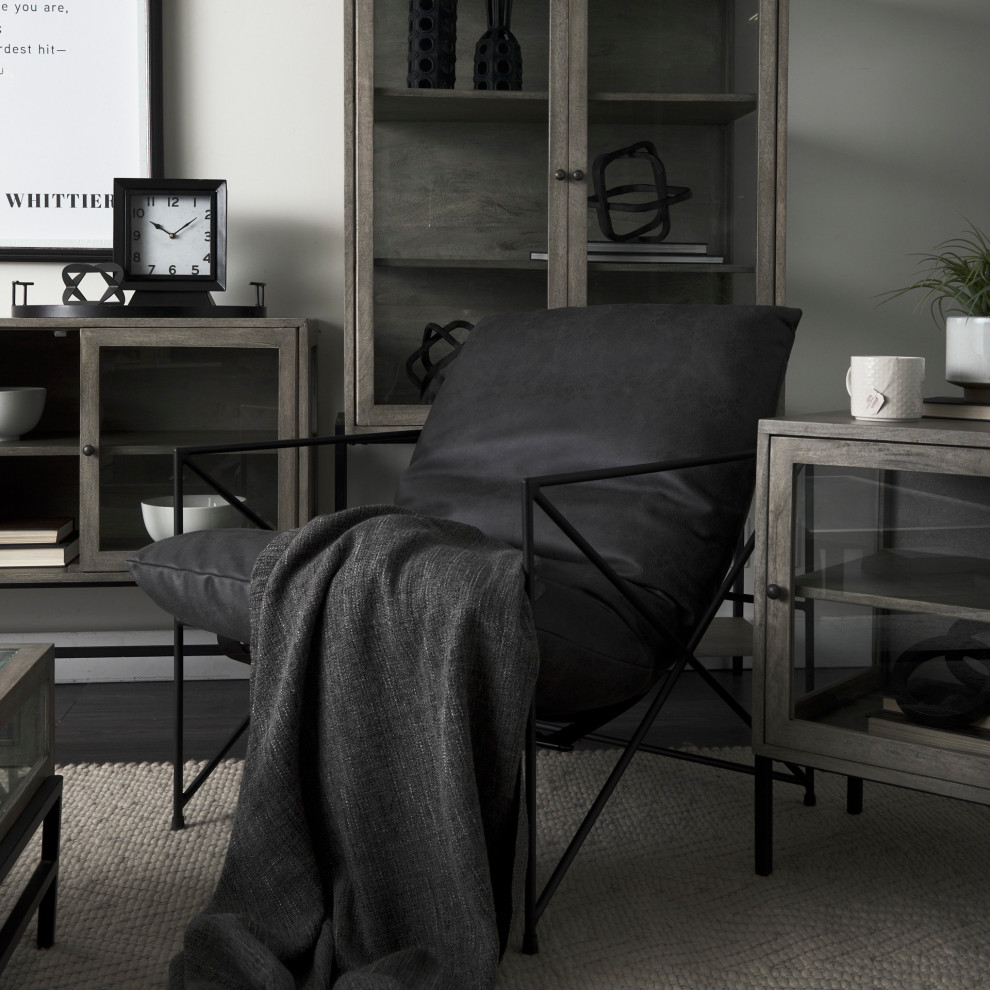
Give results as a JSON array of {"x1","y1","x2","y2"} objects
[
  {"x1": 473, "y1": 0, "x2": 522, "y2": 91},
  {"x1": 408, "y1": 0, "x2": 457, "y2": 89}
]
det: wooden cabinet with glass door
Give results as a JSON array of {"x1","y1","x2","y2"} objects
[
  {"x1": 0, "y1": 318, "x2": 313, "y2": 584},
  {"x1": 753, "y1": 413, "x2": 990, "y2": 872},
  {"x1": 345, "y1": 0, "x2": 787, "y2": 431}
]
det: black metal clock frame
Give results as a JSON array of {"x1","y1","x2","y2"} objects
[{"x1": 113, "y1": 178, "x2": 228, "y2": 294}]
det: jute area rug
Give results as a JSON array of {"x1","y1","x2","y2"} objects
[{"x1": 2, "y1": 749, "x2": 988, "y2": 989}]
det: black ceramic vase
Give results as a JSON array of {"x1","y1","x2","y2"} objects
[
  {"x1": 473, "y1": 0, "x2": 522, "y2": 90},
  {"x1": 407, "y1": 0, "x2": 457, "y2": 89}
]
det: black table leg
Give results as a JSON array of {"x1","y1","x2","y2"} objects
[
  {"x1": 0, "y1": 775, "x2": 63, "y2": 973},
  {"x1": 755, "y1": 754, "x2": 773, "y2": 876},
  {"x1": 846, "y1": 775, "x2": 864, "y2": 815}
]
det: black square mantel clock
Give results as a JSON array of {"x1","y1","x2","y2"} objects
[{"x1": 113, "y1": 177, "x2": 227, "y2": 302}]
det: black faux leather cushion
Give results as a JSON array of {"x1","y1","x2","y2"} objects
[
  {"x1": 529, "y1": 555, "x2": 670, "y2": 718},
  {"x1": 126, "y1": 527, "x2": 662, "y2": 718},
  {"x1": 127, "y1": 529, "x2": 278, "y2": 644},
  {"x1": 396, "y1": 303, "x2": 799, "y2": 641}
]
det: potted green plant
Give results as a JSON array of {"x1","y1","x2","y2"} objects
[{"x1": 880, "y1": 219, "x2": 990, "y2": 401}]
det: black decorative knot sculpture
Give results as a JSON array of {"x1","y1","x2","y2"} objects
[
  {"x1": 406, "y1": 319, "x2": 474, "y2": 403},
  {"x1": 407, "y1": 0, "x2": 458, "y2": 89},
  {"x1": 891, "y1": 621, "x2": 990, "y2": 728},
  {"x1": 474, "y1": 0, "x2": 521, "y2": 91},
  {"x1": 587, "y1": 140, "x2": 692, "y2": 242},
  {"x1": 61, "y1": 262, "x2": 126, "y2": 305}
]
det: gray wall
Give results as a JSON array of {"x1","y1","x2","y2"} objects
[
  {"x1": 1, "y1": 0, "x2": 989, "y2": 677},
  {"x1": 785, "y1": 0, "x2": 990, "y2": 410}
]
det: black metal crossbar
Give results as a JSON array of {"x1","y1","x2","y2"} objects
[
  {"x1": 519, "y1": 450, "x2": 811, "y2": 953},
  {"x1": 168, "y1": 427, "x2": 813, "y2": 954},
  {"x1": 168, "y1": 425, "x2": 421, "y2": 828}
]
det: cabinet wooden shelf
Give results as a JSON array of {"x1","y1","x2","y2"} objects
[
  {"x1": 0, "y1": 317, "x2": 314, "y2": 580},
  {"x1": 0, "y1": 439, "x2": 80, "y2": 455},
  {"x1": 374, "y1": 257, "x2": 752, "y2": 273},
  {"x1": 375, "y1": 86, "x2": 758, "y2": 125},
  {"x1": 374, "y1": 258, "x2": 549, "y2": 270},
  {"x1": 375, "y1": 87, "x2": 549, "y2": 122},
  {"x1": 94, "y1": 430, "x2": 280, "y2": 454},
  {"x1": 0, "y1": 565, "x2": 134, "y2": 586},
  {"x1": 586, "y1": 93, "x2": 758, "y2": 125},
  {"x1": 795, "y1": 553, "x2": 990, "y2": 620},
  {"x1": 346, "y1": 0, "x2": 788, "y2": 430}
]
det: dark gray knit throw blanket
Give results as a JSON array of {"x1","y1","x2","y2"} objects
[{"x1": 170, "y1": 506, "x2": 539, "y2": 989}]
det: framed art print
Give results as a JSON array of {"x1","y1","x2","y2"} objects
[{"x1": 0, "y1": 0, "x2": 163, "y2": 259}]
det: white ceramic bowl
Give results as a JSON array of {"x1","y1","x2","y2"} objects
[
  {"x1": 141, "y1": 494, "x2": 247, "y2": 542},
  {"x1": 0, "y1": 387, "x2": 46, "y2": 441}
]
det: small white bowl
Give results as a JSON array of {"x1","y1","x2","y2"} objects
[
  {"x1": 0, "y1": 387, "x2": 46, "y2": 441},
  {"x1": 141, "y1": 494, "x2": 248, "y2": 542}
]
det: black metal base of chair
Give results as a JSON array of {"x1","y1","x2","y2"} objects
[{"x1": 172, "y1": 620, "x2": 250, "y2": 831}]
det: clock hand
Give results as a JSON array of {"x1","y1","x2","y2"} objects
[
  {"x1": 170, "y1": 217, "x2": 198, "y2": 237},
  {"x1": 149, "y1": 221, "x2": 174, "y2": 235}
]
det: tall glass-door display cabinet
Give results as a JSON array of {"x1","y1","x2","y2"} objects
[{"x1": 345, "y1": 0, "x2": 788, "y2": 431}]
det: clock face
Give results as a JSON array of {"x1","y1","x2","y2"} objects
[
  {"x1": 125, "y1": 190, "x2": 215, "y2": 279},
  {"x1": 113, "y1": 179, "x2": 227, "y2": 292}
]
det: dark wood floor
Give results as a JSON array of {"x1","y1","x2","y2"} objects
[{"x1": 53, "y1": 668, "x2": 754, "y2": 764}]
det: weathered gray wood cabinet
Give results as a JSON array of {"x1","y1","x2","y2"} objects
[
  {"x1": 754, "y1": 412, "x2": 990, "y2": 809},
  {"x1": 0, "y1": 318, "x2": 313, "y2": 582},
  {"x1": 344, "y1": 0, "x2": 789, "y2": 431}
]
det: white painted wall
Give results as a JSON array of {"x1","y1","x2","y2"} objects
[{"x1": 2, "y1": 0, "x2": 989, "y2": 679}]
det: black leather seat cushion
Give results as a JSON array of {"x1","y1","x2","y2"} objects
[
  {"x1": 127, "y1": 528, "x2": 276, "y2": 645},
  {"x1": 127, "y1": 527, "x2": 663, "y2": 717}
]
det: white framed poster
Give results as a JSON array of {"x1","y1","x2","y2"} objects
[{"x1": 0, "y1": 0, "x2": 162, "y2": 259}]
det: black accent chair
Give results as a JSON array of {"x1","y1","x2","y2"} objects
[{"x1": 127, "y1": 302, "x2": 804, "y2": 952}]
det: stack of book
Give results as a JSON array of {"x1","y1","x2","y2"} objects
[
  {"x1": 529, "y1": 242, "x2": 725, "y2": 264},
  {"x1": 922, "y1": 396, "x2": 990, "y2": 420},
  {"x1": 0, "y1": 518, "x2": 79, "y2": 567}
]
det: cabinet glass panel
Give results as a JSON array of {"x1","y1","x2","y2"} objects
[
  {"x1": 0, "y1": 648, "x2": 51, "y2": 842},
  {"x1": 791, "y1": 463, "x2": 990, "y2": 758},
  {"x1": 1, "y1": 329, "x2": 80, "y2": 441},
  {"x1": 584, "y1": 0, "x2": 760, "y2": 307},
  {"x1": 96, "y1": 346, "x2": 280, "y2": 553},
  {"x1": 370, "y1": 0, "x2": 550, "y2": 406}
]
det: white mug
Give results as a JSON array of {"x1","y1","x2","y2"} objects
[{"x1": 845, "y1": 356, "x2": 925, "y2": 421}]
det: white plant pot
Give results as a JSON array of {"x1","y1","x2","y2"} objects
[{"x1": 946, "y1": 316, "x2": 990, "y2": 401}]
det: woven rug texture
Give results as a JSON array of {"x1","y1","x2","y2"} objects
[{"x1": 1, "y1": 750, "x2": 988, "y2": 989}]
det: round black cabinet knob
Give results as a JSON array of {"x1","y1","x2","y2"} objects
[
  {"x1": 82, "y1": 444, "x2": 96, "y2": 457},
  {"x1": 554, "y1": 169, "x2": 567, "y2": 181},
  {"x1": 766, "y1": 584, "x2": 783, "y2": 600},
  {"x1": 571, "y1": 169, "x2": 585, "y2": 181}
]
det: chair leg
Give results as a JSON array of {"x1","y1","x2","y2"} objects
[
  {"x1": 173, "y1": 618, "x2": 185, "y2": 831},
  {"x1": 171, "y1": 618, "x2": 250, "y2": 830},
  {"x1": 522, "y1": 702, "x2": 539, "y2": 955},
  {"x1": 532, "y1": 651, "x2": 693, "y2": 927}
]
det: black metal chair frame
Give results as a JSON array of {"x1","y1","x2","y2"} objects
[{"x1": 166, "y1": 425, "x2": 813, "y2": 947}]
